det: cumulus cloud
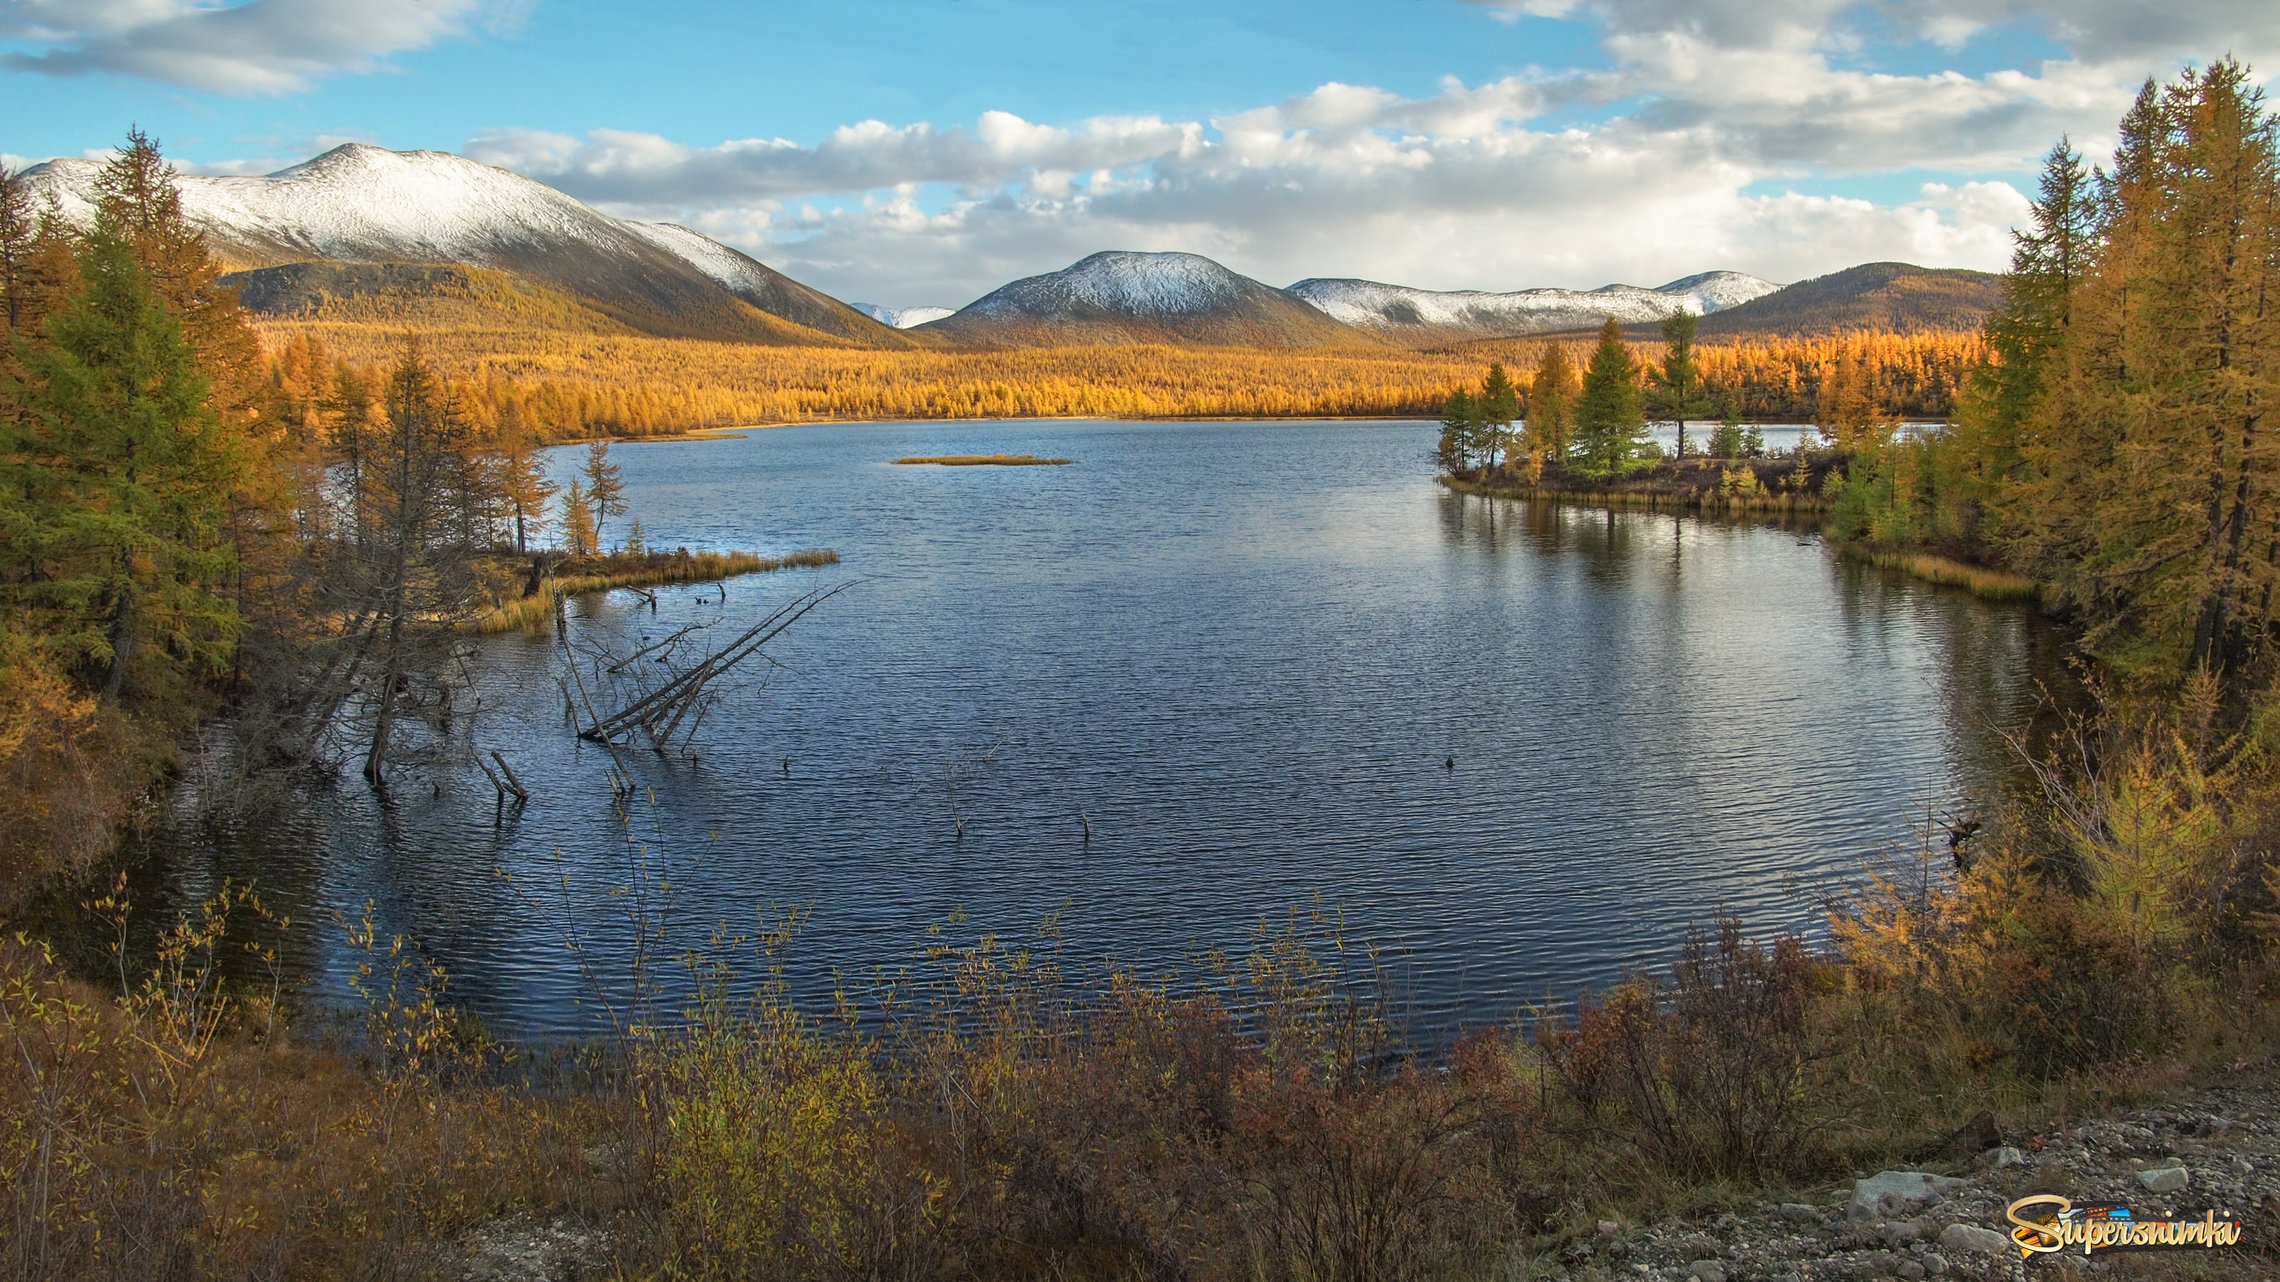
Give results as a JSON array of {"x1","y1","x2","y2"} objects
[
  {"x1": 1, "y1": 0, "x2": 499, "y2": 94},
  {"x1": 1478, "y1": 0, "x2": 2280, "y2": 68},
  {"x1": 485, "y1": 51, "x2": 2095, "y2": 306},
  {"x1": 468, "y1": 112, "x2": 1207, "y2": 205}
]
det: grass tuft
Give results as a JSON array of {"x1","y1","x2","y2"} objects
[{"x1": 1848, "y1": 547, "x2": 2039, "y2": 601}]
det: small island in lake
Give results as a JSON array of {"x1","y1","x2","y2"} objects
[{"x1": 892, "y1": 453, "x2": 1073, "y2": 466}]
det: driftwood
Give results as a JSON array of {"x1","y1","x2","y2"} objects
[{"x1": 579, "y1": 583, "x2": 852, "y2": 753}]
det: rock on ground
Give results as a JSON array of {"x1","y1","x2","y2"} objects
[{"x1": 1545, "y1": 1063, "x2": 2280, "y2": 1281}]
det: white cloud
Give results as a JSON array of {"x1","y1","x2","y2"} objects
[
  {"x1": 482, "y1": 47, "x2": 2103, "y2": 307},
  {"x1": 0, "y1": 0, "x2": 499, "y2": 94},
  {"x1": 468, "y1": 112, "x2": 1207, "y2": 206},
  {"x1": 1479, "y1": 0, "x2": 2280, "y2": 66}
]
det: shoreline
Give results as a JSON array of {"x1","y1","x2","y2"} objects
[
  {"x1": 1442, "y1": 474, "x2": 2046, "y2": 604},
  {"x1": 472, "y1": 548, "x2": 840, "y2": 633}
]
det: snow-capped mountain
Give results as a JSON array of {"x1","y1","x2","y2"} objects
[
  {"x1": 855, "y1": 303, "x2": 957, "y2": 329},
  {"x1": 18, "y1": 143, "x2": 901, "y2": 346},
  {"x1": 1285, "y1": 271, "x2": 1782, "y2": 344},
  {"x1": 918, "y1": 251, "x2": 1377, "y2": 348}
]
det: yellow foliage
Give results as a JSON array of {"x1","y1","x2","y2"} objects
[{"x1": 254, "y1": 319, "x2": 1988, "y2": 443}]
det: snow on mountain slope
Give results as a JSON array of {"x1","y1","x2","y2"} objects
[
  {"x1": 855, "y1": 303, "x2": 956, "y2": 329},
  {"x1": 963, "y1": 252, "x2": 1251, "y2": 317},
  {"x1": 24, "y1": 144, "x2": 631, "y2": 267},
  {"x1": 1285, "y1": 271, "x2": 1782, "y2": 344},
  {"x1": 920, "y1": 251, "x2": 1376, "y2": 348},
  {"x1": 624, "y1": 220, "x2": 798, "y2": 298},
  {"x1": 18, "y1": 144, "x2": 902, "y2": 346},
  {"x1": 1657, "y1": 271, "x2": 1784, "y2": 314}
]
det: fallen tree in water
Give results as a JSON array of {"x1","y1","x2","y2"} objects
[{"x1": 568, "y1": 581, "x2": 854, "y2": 755}]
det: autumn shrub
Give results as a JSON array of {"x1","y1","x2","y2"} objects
[
  {"x1": 656, "y1": 1008, "x2": 927, "y2": 1276},
  {"x1": 0, "y1": 629, "x2": 174, "y2": 908},
  {"x1": 1832, "y1": 696, "x2": 2277, "y2": 1084},
  {"x1": 1536, "y1": 916, "x2": 1825, "y2": 1183},
  {"x1": 0, "y1": 889, "x2": 591, "y2": 1282}
]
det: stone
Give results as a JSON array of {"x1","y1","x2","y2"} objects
[
  {"x1": 2138, "y1": 1164, "x2": 2190, "y2": 1193},
  {"x1": 1881, "y1": 1221, "x2": 1921, "y2": 1246},
  {"x1": 1780, "y1": 1202, "x2": 1823, "y2": 1223},
  {"x1": 1989, "y1": 1146, "x2": 2027, "y2": 1168},
  {"x1": 1897, "y1": 1263, "x2": 1925, "y2": 1281},
  {"x1": 1919, "y1": 1253, "x2": 1948, "y2": 1277},
  {"x1": 1848, "y1": 1172, "x2": 1968, "y2": 1220},
  {"x1": 1598, "y1": 1220, "x2": 1622, "y2": 1237},
  {"x1": 1688, "y1": 1261, "x2": 1726, "y2": 1282},
  {"x1": 2231, "y1": 1156, "x2": 2255, "y2": 1177},
  {"x1": 1918, "y1": 1109, "x2": 2004, "y2": 1161},
  {"x1": 1937, "y1": 1224, "x2": 2010, "y2": 1256}
]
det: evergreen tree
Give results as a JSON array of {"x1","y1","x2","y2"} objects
[
  {"x1": 91, "y1": 129, "x2": 264, "y2": 431},
  {"x1": 2, "y1": 214, "x2": 240, "y2": 702},
  {"x1": 1478, "y1": 362, "x2": 1519, "y2": 473},
  {"x1": 1572, "y1": 320, "x2": 1647, "y2": 480},
  {"x1": 1648, "y1": 309, "x2": 1712, "y2": 457},
  {"x1": 1437, "y1": 387, "x2": 1476, "y2": 474}
]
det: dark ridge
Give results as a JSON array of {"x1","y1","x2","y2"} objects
[{"x1": 1685, "y1": 262, "x2": 2001, "y2": 337}]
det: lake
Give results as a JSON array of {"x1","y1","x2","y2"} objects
[{"x1": 157, "y1": 418, "x2": 2066, "y2": 1040}]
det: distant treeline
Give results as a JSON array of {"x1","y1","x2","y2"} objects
[{"x1": 256, "y1": 323, "x2": 1986, "y2": 442}]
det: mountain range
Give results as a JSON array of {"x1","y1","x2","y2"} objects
[{"x1": 19, "y1": 144, "x2": 2002, "y2": 350}]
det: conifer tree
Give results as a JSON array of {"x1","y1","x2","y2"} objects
[
  {"x1": 561, "y1": 478, "x2": 598, "y2": 557},
  {"x1": 2001, "y1": 60, "x2": 2280, "y2": 686},
  {"x1": 1526, "y1": 344, "x2": 1579, "y2": 468},
  {"x1": 581, "y1": 439, "x2": 626, "y2": 547},
  {"x1": 4, "y1": 213, "x2": 240, "y2": 702},
  {"x1": 495, "y1": 400, "x2": 558, "y2": 555},
  {"x1": 1649, "y1": 309, "x2": 1711, "y2": 457},
  {"x1": 1572, "y1": 320, "x2": 1647, "y2": 480},
  {"x1": 343, "y1": 342, "x2": 497, "y2": 787},
  {"x1": 91, "y1": 129, "x2": 264, "y2": 431},
  {"x1": 1438, "y1": 387, "x2": 1476, "y2": 474},
  {"x1": 1478, "y1": 362, "x2": 1519, "y2": 473},
  {"x1": 1814, "y1": 351, "x2": 1887, "y2": 451}
]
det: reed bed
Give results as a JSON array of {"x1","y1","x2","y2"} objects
[
  {"x1": 1847, "y1": 547, "x2": 2040, "y2": 601},
  {"x1": 473, "y1": 548, "x2": 841, "y2": 633}
]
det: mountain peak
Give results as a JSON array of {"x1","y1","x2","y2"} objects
[
  {"x1": 15, "y1": 142, "x2": 906, "y2": 348},
  {"x1": 920, "y1": 250, "x2": 1376, "y2": 348},
  {"x1": 971, "y1": 251, "x2": 1255, "y2": 318}
]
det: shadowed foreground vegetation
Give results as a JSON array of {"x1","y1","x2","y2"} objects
[{"x1": 8, "y1": 761, "x2": 2280, "y2": 1281}]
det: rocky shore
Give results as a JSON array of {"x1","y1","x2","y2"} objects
[{"x1": 1566, "y1": 1069, "x2": 2278, "y2": 1282}]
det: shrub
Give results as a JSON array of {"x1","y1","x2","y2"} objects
[{"x1": 1537, "y1": 916, "x2": 1823, "y2": 1182}]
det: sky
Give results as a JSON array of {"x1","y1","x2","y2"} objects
[{"x1": 3, "y1": 1, "x2": 2277, "y2": 309}]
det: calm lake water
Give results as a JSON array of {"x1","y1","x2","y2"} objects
[{"x1": 160, "y1": 418, "x2": 2066, "y2": 1039}]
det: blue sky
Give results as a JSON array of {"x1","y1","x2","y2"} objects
[{"x1": 4, "y1": 1, "x2": 2274, "y2": 306}]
